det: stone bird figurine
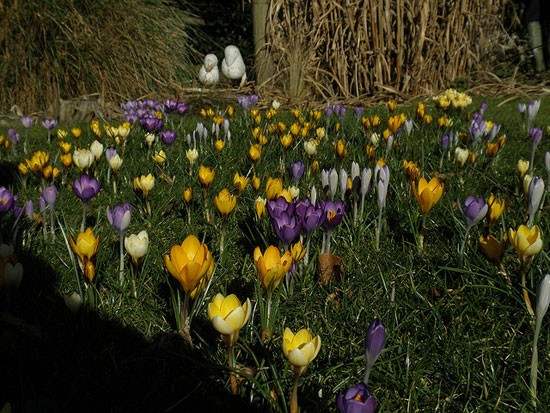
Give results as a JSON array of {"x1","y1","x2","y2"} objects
[
  {"x1": 221, "y1": 45, "x2": 247, "y2": 87},
  {"x1": 198, "y1": 54, "x2": 219, "y2": 86}
]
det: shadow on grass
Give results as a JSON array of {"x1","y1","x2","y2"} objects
[{"x1": 0, "y1": 250, "x2": 256, "y2": 413}]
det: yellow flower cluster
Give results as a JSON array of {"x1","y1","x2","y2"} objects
[{"x1": 432, "y1": 88, "x2": 472, "y2": 110}]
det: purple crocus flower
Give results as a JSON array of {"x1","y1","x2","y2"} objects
[
  {"x1": 42, "y1": 185, "x2": 58, "y2": 206},
  {"x1": 365, "y1": 319, "x2": 386, "y2": 372},
  {"x1": 354, "y1": 106, "x2": 364, "y2": 118},
  {"x1": 176, "y1": 101, "x2": 189, "y2": 116},
  {"x1": 8, "y1": 128, "x2": 20, "y2": 145},
  {"x1": 441, "y1": 133, "x2": 450, "y2": 151},
  {"x1": 20, "y1": 116, "x2": 33, "y2": 129},
  {"x1": 320, "y1": 200, "x2": 345, "y2": 230},
  {"x1": 478, "y1": 101, "x2": 488, "y2": 116},
  {"x1": 41, "y1": 118, "x2": 58, "y2": 130},
  {"x1": 107, "y1": 203, "x2": 132, "y2": 234},
  {"x1": 237, "y1": 96, "x2": 250, "y2": 110},
  {"x1": 271, "y1": 211, "x2": 302, "y2": 249},
  {"x1": 39, "y1": 196, "x2": 46, "y2": 214},
  {"x1": 460, "y1": 195, "x2": 488, "y2": 229},
  {"x1": 160, "y1": 129, "x2": 177, "y2": 147},
  {"x1": 324, "y1": 105, "x2": 333, "y2": 118},
  {"x1": 25, "y1": 199, "x2": 34, "y2": 219},
  {"x1": 72, "y1": 174, "x2": 101, "y2": 204},
  {"x1": 529, "y1": 127, "x2": 543, "y2": 149},
  {"x1": 528, "y1": 99, "x2": 540, "y2": 122},
  {"x1": 336, "y1": 382, "x2": 376, "y2": 413},
  {"x1": 290, "y1": 161, "x2": 305, "y2": 185},
  {"x1": 139, "y1": 116, "x2": 163, "y2": 133},
  {"x1": 332, "y1": 103, "x2": 346, "y2": 119},
  {"x1": 249, "y1": 94, "x2": 259, "y2": 106},
  {"x1": 0, "y1": 186, "x2": 14, "y2": 215},
  {"x1": 106, "y1": 147, "x2": 117, "y2": 161},
  {"x1": 164, "y1": 98, "x2": 178, "y2": 113},
  {"x1": 301, "y1": 203, "x2": 326, "y2": 235},
  {"x1": 268, "y1": 196, "x2": 293, "y2": 218}
]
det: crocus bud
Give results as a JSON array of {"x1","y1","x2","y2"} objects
[
  {"x1": 360, "y1": 168, "x2": 372, "y2": 195},
  {"x1": 308, "y1": 186, "x2": 316, "y2": 206},
  {"x1": 329, "y1": 168, "x2": 338, "y2": 199},
  {"x1": 528, "y1": 177, "x2": 544, "y2": 226},
  {"x1": 64, "y1": 292, "x2": 82, "y2": 314},
  {"x1": 536, "y1": 274, "x2": 550, "y2": 321},
  {"x1": 339, "y1": 169, "x2": 348, "y2": 201},
  {"x1": 365, "y1": 319, "x2": 386, "y2": 371},
  {"x1": 42, "y1": 185, "x2": 57, "y2": 206}
]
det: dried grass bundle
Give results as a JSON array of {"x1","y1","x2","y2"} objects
[
  {"x1": 266, "y1": 0, "x2": 506, "y2": 101},
  {"x1": 0, "y1": 0, "x2": 203, "y2": 114}
]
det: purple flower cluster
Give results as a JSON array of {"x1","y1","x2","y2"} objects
[
  {"x1": 324, "y1": 103, "x2": 347, "y2": 119},
  {"x1": 267, "y1": 196, "x2": 345, "y2": 248},
  {"x1": 237, "y1": 94, "x2": 259, "y2": 110},
  {"x1": 120, "y1": 98, "x2": 188, "y2": 127}
]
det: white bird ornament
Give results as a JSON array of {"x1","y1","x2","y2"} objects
[
  {"x1": 221, "y1": 45, "x2": 247, "y2": 87},
  {"x1": 198, "y1": 54, "x2": 219, "y2": 86}
]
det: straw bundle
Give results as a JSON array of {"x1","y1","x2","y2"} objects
[
  {"x1": 0, "y1": 0, "x2": 202, "y2": 114},
  {"x1": 266, "y1": 0, "x2": 506, "y2": 101}
]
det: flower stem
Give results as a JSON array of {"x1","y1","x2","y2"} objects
[
  {"x1": 81, "y1": 202, "x2": 88, "y2": 232},
  {"x1": 119, "y1": 232, "x2": 125, "y2": 285},
  {"x1": 375, "y1": 207, "x2": 383, "y2": 250},
  {"x1": 227, "y1": 343, "x2": 238, "y2": 395},
  {"x1": 458, "y1": 226, "x2": 471, "y2": 267},
  {"x1": 290, "y1": 372, "x2": 300, "y2": 413},
  {"x1": 530, "y1": 313, "x2": 543, "y2": 407},
  {"x1": 418, "y1": 213, "x2": 427, "y2": 251},
  {"x1": 521, "y1": 266, "x2": 535, "y2": 317},
  {"x1": 50, "y1": 206, "x2": 56, "y2": 241}
]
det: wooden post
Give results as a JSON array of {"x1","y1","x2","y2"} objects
[{"x1": 253, "y1": 0, "x2": 274, "y2": 85}]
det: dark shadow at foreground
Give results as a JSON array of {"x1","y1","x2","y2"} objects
[{"x1": 0, "y1": 251, "x2": 257, "y2": 413}]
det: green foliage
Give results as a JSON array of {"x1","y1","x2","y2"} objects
[{"x1": 0, "y1": 93, "x2": 549, "y2": 412}]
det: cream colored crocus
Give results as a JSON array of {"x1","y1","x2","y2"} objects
[
  {"x1": 304, "y1": 139, "x2": 318, "y2": 157},
  {"x1": 90, "y1": 140, "x2": 104, "y2": 161},
  {"x1": 73, "y1": 148, "x2": 94, "y2": 171},
  {"x1": 208, "y1": 293, "x2": 251, "y2": 346},
  {"x1": 186, "y1": 148, "x2": 199, "y2": 165},
  {"x1": 108, "y1": 153, "x2": 123, "y2": 173},
  {"x1": 118, "y1": 123, "x2": 131, "y2": 139},
  {"x1": 288, "y1": 185, "x2": 300, "y2": 200},
  {"x1": 124, "y1": 230, "x2": 149, "y2": 267},
  {"x1": 455, "y1": 147, "x2": 469, "y2": 167},
  {"x1": 282, "y1": 327, "x2": 321, "y2": 374},
  {"x1": 144, "y1": 133, "x2": 156, "y2": 148}
]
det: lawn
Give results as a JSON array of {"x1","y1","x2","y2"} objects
[{"x1": 0, "y1": 89, "x2": 549, "y2": 412}]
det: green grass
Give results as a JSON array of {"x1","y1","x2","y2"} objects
[{"x1": 0, "y1": 92, "x2": 549, "y2": 412}]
